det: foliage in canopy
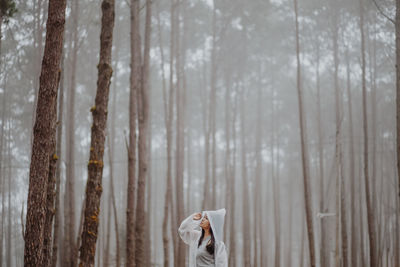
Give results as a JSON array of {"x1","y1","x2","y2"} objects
[{"x1": 0, "y1": 0, "x2": 17, "y2": 22}]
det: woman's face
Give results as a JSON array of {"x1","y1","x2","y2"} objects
[{"x1": 200, "y1": 214, "x2": 210, "y2": 230}]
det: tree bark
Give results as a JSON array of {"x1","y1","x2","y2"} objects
[
  {"x1": 23, "y1": 2, "x2": 64, "y2": 266},
  {"x1": 42, "y1": 67, "x2": 61, "y2": 267},
  {"x1": 50, "y1": 48, "x2": 64, "y2": 267},
  {"x1": 24, "y1": 0, "x2": 66, "y2": 265},
  {"x1": 78, "y1": 0, "x2": 114, "y2": 265},
  {"x1": 293, "y1": 0, "x2": 316, "y2": 266}
]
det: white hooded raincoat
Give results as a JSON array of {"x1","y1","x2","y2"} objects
[{"x1": 178, "y1": 208, "x2": 228, "y2": 267}]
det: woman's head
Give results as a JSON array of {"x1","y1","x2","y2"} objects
[{"x1": 199, "y1": 214, "x2": 210, "y2": 230}]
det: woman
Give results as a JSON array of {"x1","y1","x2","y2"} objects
[{"x1": 178, "y1": 208, "x2": 228, "y2": 267}]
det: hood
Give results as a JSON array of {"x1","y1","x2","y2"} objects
[{"x1": 203, "y1": 208, "x2": 226, "y2": 243}]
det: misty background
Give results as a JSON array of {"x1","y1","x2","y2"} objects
[{"x1": 0, "y1": 0, "x2": 398, "y2": 266}]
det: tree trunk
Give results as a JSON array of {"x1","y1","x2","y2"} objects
[
  {"x1": 64, "y1": 0, "x2": 79, "y2": 265},
  {"x1": 24, "y1": 0, "x2": 66, "y2": 265},
  {"x1": 126, "y1": 0, "x2": 141, "y2": 265},
  {"x1": 0, "y1": 73, "x2": 7, "y2": 267},
  {"x1": 210, "y1": 0, "x2": 218, "y2": 210},
  {"x1": 315, "y1": 41, "x2": 327, "y2": 267},
  {"x1": 345, "y1": 49, "x2": 358, "y2": 267},
  {"x1": 78, "y1": 0, "x2": 114, "y2": 265},
  {"x1": 6, "y1": 124, "x2": 12, "y2": 267},
  {"x1": 157, "y1": 1, "x2": 172, "y2": 265},
  {"x1": 135, "y1": 0, "x2": 151, "y2": 265},
  {"x1": 359, "y1": 1, "x2": 377, "y2": 266},
  {"x1": 293, "y1": 0, "x2": 316, "y2": 265},
  {"x1": 168, "y1": 2, "x2": 179, "y2": 264},
  {"x1": 175, "y1": 1, "x2": 186, "y2": 265},
  {"x1": 42, "y1": 68, "x2": 60, "y2": 266},
  {"x1": 271, "y1": 84, "x2": 281, "y2": 267},
  {"x1": 254, "y1": 83, "x2": 263, "y2": 267},
  {"x1": 396, "y1": 0, "x2": 400, "y2": 229},
  {"x1": 239, "y1": 87, "x2": 251, "y2": 267}
]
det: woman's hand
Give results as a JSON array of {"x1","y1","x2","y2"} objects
[{"x1": 193, "y1": 212, "x2": 202, "y2": 220}]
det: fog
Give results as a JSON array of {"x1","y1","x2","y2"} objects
[{"x1": 0, "y1": 0, "x2": 398, "y2": 266}]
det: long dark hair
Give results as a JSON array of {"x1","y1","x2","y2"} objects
[{"x1": 198, "y1": 228, "x2": 215, "y2": 255}]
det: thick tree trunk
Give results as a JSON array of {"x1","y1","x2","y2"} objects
[
  {"x1": 24, "y1": 0, "x2": 66, "y2": 265},
  {"x1": 359, "y1": 1, "x2": 377, "y2": 266},
  {"x1": 293, "y1": 0, "x2": 316, "y2": 266},
  {"x1": 135, "y1": 0, "x2": 151, "y2": 265},
  {"x1": 78, "y1": 0, "x2": 114, "y2": 265}
]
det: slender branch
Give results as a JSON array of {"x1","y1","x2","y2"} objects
[{"x1": 370, "y1": 0, "x2": 395, "y2": 24}]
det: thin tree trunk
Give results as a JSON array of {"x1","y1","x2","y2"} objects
[
  {"x1": 271, "y1": 84, "x2": 281, "y2": 267},
  {"x1": 168, "y1": 3, "x2": 179, "y2": 264},
  {"x1": 157, "y1": 1, "x2": 172, "y2": 265},
  {"x1": 65, "y1": 1, "x2": 79, "y2": 265},
  {"x1": 78, "y1": 0, "x2": 115, "y2": 265},
  {"x1": 359, "y1": 1, "x2": 377, "y2": 266},
  {"x1": 359, "y1": 147, "x2": 366, "y2": 267},
  {"x1": 315, "y1": 41, "x2": 327, "y2": 267},
  {"x1": 24, "y1": 0, "x2": 66, "y2": 265},
  {"x1": 163, "y1": 1, "x2": 177, "y2": 264},
  {"x1": 173, "y1": 1, "x2": 186, "y2": 265},
  {"x1": 396, "y1": 0, "x2": 400, "y2": 221},
  {"x1": 210, "y1": 0, "x2": 218, "y2": 210},
  {"x1": 135, "y1": 0, "x2": 151, "y2": 265},
  {"x1": 254, "y1": 83, "x2": 263, "y2": 267},
  {"x1": 293, "y1": 0, "x2": 316, "y2": 265},
  {"x1": 0, "y1": 74, "x2": 7, "y2": 267},
  {"x1": 126, "y1": 0, "x2": 140, "y2": 265},
  {"x1": 345, "y1": 49, "x2": 358, "y2": 267},
  {"x1": 239, "y1": 87, "x2": 251, "y2": 267},
  {"x1": 6, "y1": 123, "x2": 12, "y2": 267}
]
